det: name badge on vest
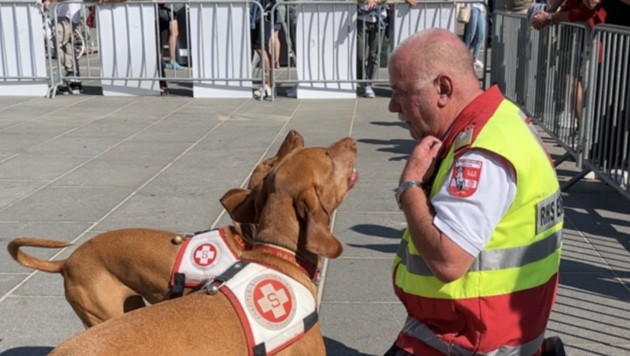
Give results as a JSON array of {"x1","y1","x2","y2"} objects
[{"x1": 536, "y1": 189, "x2": 563, "y2": 234}]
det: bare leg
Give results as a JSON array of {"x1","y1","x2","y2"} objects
[
  {"x1": 168, "y1": 19, "x2": 179, "y2": 64},
  {"x1": 254, "y1": 47, "x2": 272, "y2": 98},
  {"x1": 270, "y1": 30, "x2": 280, "y2": 68}
]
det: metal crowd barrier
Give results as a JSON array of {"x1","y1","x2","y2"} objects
[
  {"x1": 490, "y1": 11, "x2": 529, "y2": 107},
  {"x1": 578, "y1": 24, "x2": 630, "y2": 195},
  {"x1": 2, "y1": 0, "x2": 471, "y2": 100},
  {"x1": 0, "y1": 0, "x2": 49, "y2": 96},
  {"x1": 491, "y1": 12, "x2": 630, "y2": 199},
  {"x1": 528, "y1": 21, "x2": 590, "y2": 157}
]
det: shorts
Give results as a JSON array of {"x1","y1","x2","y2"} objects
[
  {"x1": 251, "y1": 18, "x2": 281, "y2": 48},
  {"x1": 251, "y1": 21, "x2": 278, "y2": 48}
]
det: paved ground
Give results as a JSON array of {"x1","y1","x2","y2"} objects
[{"x1": 0, "y1": 89, "x2": 629, "y2": 355}]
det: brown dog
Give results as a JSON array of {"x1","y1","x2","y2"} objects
[
  {"x1": 50, "y1": 136, "x2": 359, "y2": 356},
  {"x1": 7, "y1": 130, "x2": 304, "y2": 328}
]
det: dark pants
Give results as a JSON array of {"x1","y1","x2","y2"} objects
[{"x1": 357, "y1": 21, "x2": 383, "y2": 85}]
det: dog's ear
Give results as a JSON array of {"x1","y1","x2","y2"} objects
[
  {"x1": 220, "y1": 188, "x2": 258, "y2": 224},
  {"x1": 296, "y1": 188, "x2": 343, "y2": 259},
  {"x1": 277, "y1": 130, "x2": 304, "y2": 159}
]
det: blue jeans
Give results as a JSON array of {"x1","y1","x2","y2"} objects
[{"x1": 464, "y1": 7, "x2": 485, "y2": 58}]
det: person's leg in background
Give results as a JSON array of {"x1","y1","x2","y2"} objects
[
  {"x1": 487, "y1": 0, "x2": 493, "y2": 47},
  {"x1": 270, "y1": 1, "x2": 286, "y2": 69},
  {"x1": 157, "y1": 6, "x2": 170, "y2": 94},
  {"x1": 271, "y1": 30, "x2": 281, "y2": 68},
  {"x1": 252, "y1": 19, "x2": 273, "y2": 99},
  {"x1": 357, "y1": 19, "x2": 381, "y2": 98},
  {"x1": 56, "y1": 17, "x2": 78, "y2": 93},
  {"x1": 68, "y1": 20, "x2": 82, "y2": 93},
  {"x1": 166, "y1": 17, "x2": 182, "y2": 70},
  {"x1": 165, "y1": 15, "x2": 183, "y2": 69},
  {"x1": 464, "y1": 7, "x2": 484, "y2": 70},
  {"x1": 364, "y1": 21, "x2": 383, "y2": 98},
  {"x1": 356, "y1": 20, "x2": 369, "y2": 97},
  {"x1": 284, "y1": 5, "x2": 299, "y2": 97},
  {"x1": 472, "y1": 8, "x2": 485, "y2": 70},
  {"x1": 158, "y1": 4, "x2": 182, "y2": 70}
]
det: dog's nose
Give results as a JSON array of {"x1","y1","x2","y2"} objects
[{"x1": 339, "y1": 137, "x2": 357, "y2": 149}]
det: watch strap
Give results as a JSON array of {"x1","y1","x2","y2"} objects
[{"x1": 395, "y1": 180, "x2": 426, "y2": 209}]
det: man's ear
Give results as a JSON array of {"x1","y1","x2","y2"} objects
[{"x1": 436, "y1": 74, "x2": 452, "y2": 107}]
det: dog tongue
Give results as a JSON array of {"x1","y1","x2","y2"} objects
[{"x1": 349, "y1": 169, "x2": 359, "y2": 190}]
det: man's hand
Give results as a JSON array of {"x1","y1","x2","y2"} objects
[
  {"x1": 531, "y1": 11, "x2": 550, "y2": 30},
  {"x1": 400, "y1": 136, "x2": 442, "y2": 185}
]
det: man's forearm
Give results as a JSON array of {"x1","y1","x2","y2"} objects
[{"x1": 400, "y1": 187, "x2": 473, "y2": 283}]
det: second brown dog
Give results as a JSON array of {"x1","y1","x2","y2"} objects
[{"x1": 7, "y1": 130, "x2": 304, "y2": 328}]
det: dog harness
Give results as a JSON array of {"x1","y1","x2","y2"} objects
[
  {"x1": 170, "y1": 228, "x2": 247, "y2": 292},
  {"x1": 204, "y1": 260, "x2": 318, "y2": 356}
]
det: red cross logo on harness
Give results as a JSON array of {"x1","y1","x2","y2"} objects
[
  {"x1": 192, "y1": 243, "x2": 218, "y2": 268},
  {"x1": 253, "y1": 279, "x2": 293, "y2": 324}
]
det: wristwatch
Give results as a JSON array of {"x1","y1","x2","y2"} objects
[
  {"x1": 547, "y1": 13, "x2": 554, "y2": 25},
  {"x1": 395, "y1": 180, "x2": 425, "y2": 209}
]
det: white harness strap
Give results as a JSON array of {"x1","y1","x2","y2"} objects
[
  {"x1": 206, "y1": 261, "x2": 318, "y2": 356},
  {"x1": 170, "y1": 229, "x2": 241, "y2": 288}
]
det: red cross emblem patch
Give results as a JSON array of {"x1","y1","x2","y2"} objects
[
  {"x1": 448, "y1": 159, "x2": 482, "y2": 198},
  {"x1": 192, "y1": 243, "x2": 219, "y2": 268},
  {"x1": 246, "y1": 275, "x2": 296, "y2": 329}
]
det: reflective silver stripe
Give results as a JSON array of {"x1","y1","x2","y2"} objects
[
  {"x1": 397, "y1": 231, "x2": 562, "y2": 276},
  {"x1": 402, "y1": 316, "x2": 545, "y2": 355}
]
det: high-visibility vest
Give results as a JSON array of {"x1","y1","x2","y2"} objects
[{"x1": 392, "y1": 95, "x2": 563, "y2": 355}]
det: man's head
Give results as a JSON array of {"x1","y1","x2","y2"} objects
[{"x1": 388, "y1": 29, "x2": 483, "y2": 140}]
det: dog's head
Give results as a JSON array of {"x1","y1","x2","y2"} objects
[
  {"x1": 231, "y1": 130, "x2": 304, "y2": 241},
  {"x1": 247, "y1": 130, "x2": 305, "y2": 189},
  {"x1": 221, "y1": 137, "x2": 359, "y2": 259}
]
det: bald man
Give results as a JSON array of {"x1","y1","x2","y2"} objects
[{"x1": 387, "y1": 29, "x2": 565, "y2": 355}]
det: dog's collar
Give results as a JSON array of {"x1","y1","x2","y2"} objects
[
  {"x1": 252, "y1": 243, "x2": 319, "y2": 282},
  {"x1": 227, "y1": 226, "x2": 251, "y2": 251}
]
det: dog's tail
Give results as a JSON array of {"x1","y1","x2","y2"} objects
[{"x1": 7, "y1": 238, "x2": 70, "y2": 273}]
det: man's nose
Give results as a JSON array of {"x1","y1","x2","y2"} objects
[{"x1": 388, "y1": 97, "x2": 400, "y2": 113}]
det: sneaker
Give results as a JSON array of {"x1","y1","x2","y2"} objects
[
  {"x1": 254, "y1": 84, "x2": 272, "y2": 100},
  {"x1": 473, "y1": 60, "x2": 484, "y2": 71},
  {"x1": 163, "y1": 60, "x2": 184, "y2": 70},
  {"x1": 363, "y1": 85, "x2": 375, "y2": 98},
  {"x1": 584, "y1": 171, "x2": 597, "y2": 180},
  {"x1": 56, "y1": 85, "x2": 71, "y2": 95},
  {"x1": 69, "y1": 82, "x2": 83, "y2": 94},
  {"x1": 286, "y1": 86, "x2": 297, "y2": 98}
]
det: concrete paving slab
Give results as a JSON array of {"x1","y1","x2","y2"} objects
[{"x1": 0, "y1": 155, "x2": 88, "y2": 181}]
